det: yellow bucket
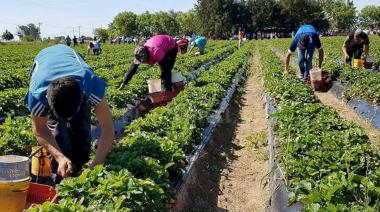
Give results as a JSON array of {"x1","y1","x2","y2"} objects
[
  {"x1": 353, "y1": 59, "x2": 364, "y2": 68},
  {"x1": 0, "y1": 178, "x2": 30, "y2": 212},
  {"x1": 31, "y1": 146, "x2": 52, "y2": 177}
]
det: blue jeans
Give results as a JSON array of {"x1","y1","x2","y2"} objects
[{"x1": 298, "y1": 48, "x2": 315, "y2": 80}]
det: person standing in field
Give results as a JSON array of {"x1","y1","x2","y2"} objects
[
  {"x1": 73, "y1": 36, "x2": 78, "y2": 47},
  {"x1": 25, "y1": 44, "x2": 114, "y2": 183},
  {"x1": 342, "y1": 29, "x2": 370, "y2": 65},
  {"x1": 65, "y1": 35, "x2": 71, "y2": 46},
  {"x1": 189, "y1": 36, "x2": 207, "y2": 56},
  {"x1": 118, "y1": 34, "x2": 178, "y2": 91},
  {"x1": 238, "y1": 27, "x2": 244, "y2": 49},
  {"x1": 284, "y1": 24, "x2": 324, "y2": 81}
]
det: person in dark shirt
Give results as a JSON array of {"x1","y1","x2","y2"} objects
[{"x1": 342, "y1": 29, "x2": 370, "y2": 65}]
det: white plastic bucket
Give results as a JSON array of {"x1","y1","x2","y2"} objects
[
  {"x1": 147, "y1": 79, "x2": 162, "y2": 93},
  {"x1": 310, "y1": 68, "x2": 322, "y2": 81}
]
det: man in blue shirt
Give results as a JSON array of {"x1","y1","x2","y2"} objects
[
  {"x1": 284, "y1": 25, "x2": 324, "y2": 81},
  {"x1": 25, "y1": 44, "x2": 114, "y2": 182}
]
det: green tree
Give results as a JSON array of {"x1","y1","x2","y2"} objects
[
  {"x1": 247, "y1": 0, "x2": 282, "y2": 32},
  {"x1": 16, "y1": 23, "x2": 40, "y2": 41},
  {"x1": 176, "y1": 10, "x2": 201, "y2": 35},
  {"x1": 230, "y1": 0, "x2": 252, "y2": 32},
  {"x1": 109, "y1": 11, "x2": 137, "y2": 36},
  {"x1": 359, "y1": 6, "x2": 380, "y2": 30},
  {"x1": 151, "y1": 12, "x2": 179, "y2": 35},
  {"x1": 329, "y1": 2, "x2": 356, "y2": 30},
  {"x1": 94, "y1": 28, "x2": 110, "y2": 40},
  {"x1": 278, "y1": 0, "x2": 329, "y2": 31},
  {"x1": 1, "y1": 30, "x2": 14, "y2": 41},
  {"x1": 318, "y1": 0, "x2": 356, "y2": 31},
  {"x1": 137, "y1": 11, "x2": 153, "y2": 37},
  {"x1": 196, "y1": 0, "x2": 235, "y2": 38}
]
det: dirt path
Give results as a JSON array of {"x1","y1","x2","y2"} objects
[
  {"x1": 216, "y1": 51, "x2": 270, "y2": 211},
  {"x1": 182, "y1": 51, "x2": 270, "y2": 211},
  {"x1": 314, "y1": 92, "x2": 380, "y2": 143},
  {"x1": 270, "y1": 47, "x2": 380, "y2": 143}
]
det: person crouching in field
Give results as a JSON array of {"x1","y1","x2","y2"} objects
[
  {"x1": 342, "y1": 29, "x2": 370, "y2": 66},
  {"x1": 118, "y1": 35, "x2": 178, "y2": 91},
  {"x1": 284, "y1": 24, "x2": 324, "y2": 81},
  {"x1": 177, "y1": 36, "x2": 189, "y2": 54},
  {"x1": 25, "y1": 44, "x2": 114, "y2": 183},
  {"x1": 189, "y1": 36, "x2": 207, "y2": 56}
]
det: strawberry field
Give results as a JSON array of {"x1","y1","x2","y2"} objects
[{"x1": 2, "y1": 36, "x2": 380, "y2": 211}]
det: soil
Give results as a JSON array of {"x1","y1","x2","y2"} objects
[{"x1": 178, "y1": 51, "x2": 270, "y2": 211}]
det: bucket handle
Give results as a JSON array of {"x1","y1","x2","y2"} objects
[{"x1": 29, "y1": 147, "x2": 43, "y2": 159}]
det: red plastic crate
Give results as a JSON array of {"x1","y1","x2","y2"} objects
[
  {"x1": 150, "y1": 85, "x2": 184, "y2": 107},
  {"x1": 25, "y1": 183, "x2": 58, "y2": 209}
]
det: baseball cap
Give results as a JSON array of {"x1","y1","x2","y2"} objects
[
  {"x1": 297, "y1": 34, "x2": 310, "y2": 50},
  {"x1": 133, "y1": 46, "x2": 147, "y2": 64}
]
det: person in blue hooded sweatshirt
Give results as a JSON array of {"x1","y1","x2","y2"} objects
[
  {"x1": 284, "y1": 24, "x2": 324, "y2": 81},
  {"x1": 25, "y1": 44, "x2": 114, "y2": 183}
]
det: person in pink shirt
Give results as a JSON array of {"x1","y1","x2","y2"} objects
[{"x1": 118, "y1": 35, "x2": 178, "y2": 91}]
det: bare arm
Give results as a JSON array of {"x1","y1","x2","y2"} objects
[
  {"x1": 342, "y1": 43, "x2": 349, "y2": 58},
  {"x1": 90, "y1": 97, "x2": 114, "y2": 168},
  {"x1": 284, "y1": 52, "x2": 292, "y2": 74},
  {"x1": 31, "y1": 115, "x2": 73, "y2": 177},
  {"x1": 318, "y1": 48, "x2": 324, "y2": 68},
  {"x1": 364, "y1": 44, "x2": 369, "y2": 57}
]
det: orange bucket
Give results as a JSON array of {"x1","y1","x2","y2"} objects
[{"x1": 0, "y1": 178, "x2": 30, "y2": 212}]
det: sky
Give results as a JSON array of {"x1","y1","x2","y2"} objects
[{"x1": 0, "y1": 0, "x2": 379, "y2": 39}]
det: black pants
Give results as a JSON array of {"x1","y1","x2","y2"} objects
[
  {"x1": 346, "y1": 48, "x2": 363, "y2": 65},
  {"x1": 48, "y1": 100, "x2": 91, "y2": 183},
  {"x1": 159, "y1": 45, "x2": 178, "y2": 91}
]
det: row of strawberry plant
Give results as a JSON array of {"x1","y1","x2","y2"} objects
[
  {"x1": 0, "y1": 42, "x2": 236, "y2": 158},
  {"x1": 0, "y1": 40, "x2": 228, "y2": 73},
  {"x1": 0, "y1": 42, "x2": 235, "y2": 119},
  {"x1": 260, "y1": 42, "x2": 380, "y2": 211},
  {"x1": 268, "y1": 37, "x2": 380, "y2": 105},
  {"x1": 322, "y1": 36, "x2": 380, "y2": 104},
  {"x1": 28, "y1": 42, "x2": 253, "y2": 211}
]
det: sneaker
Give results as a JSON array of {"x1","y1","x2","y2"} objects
[{"x1": 298, "y1": 73, "x2": 303, "y2": 79}]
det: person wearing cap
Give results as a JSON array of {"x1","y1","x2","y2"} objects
[
  {"x1": 177, "y1": 37, "x2": 189, "y2": 54},
  {"x1": 189, "y1": 36, "x2": 207, "y2": 55},
  {"x1": 118, "y1": 35, "x2": 178, "y2": 91},
  {"x1": 284, "y1": 24, "x2": 324, "y2": 81},
  {"x1": 25, "y1": 44, "x2": 114, "y2": 183},
  {"x1": 342, "y1": 29, "x2": 370, "y2": 65}
]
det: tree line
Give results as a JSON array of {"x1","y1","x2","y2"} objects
[{"x1": 2, "y1": 0, "x2": 380, "y2": 41}]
